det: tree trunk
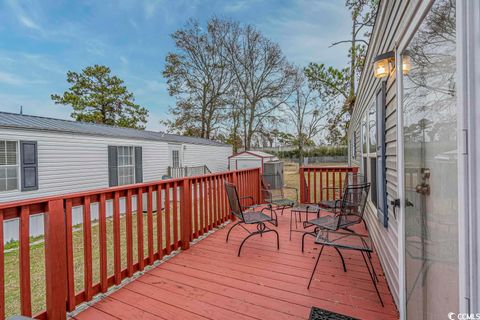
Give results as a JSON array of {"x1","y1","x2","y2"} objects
[
  {"x1": 246, "y1": 102, "x2": 255, "y2": 150},
  {"x1": 232, "y1": 110, "x2": 239, "y2": 153},
  {"x1": 201, "y1": 88, "x2": 207, "y2": 138},
  {"x1": 349, "y1": 15, "x2": 356, "y2": 115}
]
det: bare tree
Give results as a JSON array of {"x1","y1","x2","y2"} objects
[
  {"x1": 305, "y1": 0, "x2": 378, "y2": 145},
  {"x1": 285, "y1": 70, "x2": 328, "y2": 163},
  {"x1": 163, "y1": 19, "x2": 234, "y2": 139},
  {"x1": 221, "y1": 21, "x2": 296, "y2": 150}
]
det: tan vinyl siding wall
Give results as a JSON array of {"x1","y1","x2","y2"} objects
[{"x1": 348, "y1": 0, "x2": 418, "y2": 307}]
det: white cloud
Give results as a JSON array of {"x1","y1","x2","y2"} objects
[
  {"x1": 129, "y1": 19, "x2": 139, "y2": 30},
  {"x1": 258, "y1": 0, "x2": 351, "y2": 68},
  {"x1": 144, "y1": 0, "x2": 161, "y2": 19},
  {"x1": 18, "y1": 14, "x2": 42, "y2": 30},
  {"x1": 0, "y1": 71, "x2": 25, "y2": 85},
  {"x1": 5, "y1": 0, "x2": 45, "y2": 33},
  {"x1": 0, "y1": 71, "x2": 48, "y2": 86},
  {"x1": 224, "y1": 0, "x2": 247, "y2": 12},
  {"x1": 84, "y1": 39, "x2": 109, "y2": 57}
]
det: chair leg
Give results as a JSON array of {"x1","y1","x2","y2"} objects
[
  {"x1": 271, "y1": 229, "x2": 280, "y2": 250},
  {"x1": 361, "y1": 251, "x2": 384, "y2": 307},
  {"x1": 238, "y1": 224, "x2": 279, "y2": 257},
  {"x1": 294, "y1": 211, "x2": 298, "y2": 230},
  {"x1": 289, "y1": 211, "x2": 293, "y2": 241},
  {"x1": 334, "y1": 247, "x2": 347, "y2": 272},
  {"x1": 308, "y1": 245, "x2": 324, "y2": 289},
  {"x1": 363, "y1": 219, "x2": 369, "y2": 231},
  {"x1": 302, "y1": 231, "x2": 317, "y2": 253},
  {"x1": 226, "y1": 221, "x2": 243, "y2": 243}
]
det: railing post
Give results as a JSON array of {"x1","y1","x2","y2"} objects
[
  {"x1": 0, "y1": 211, "x2": 4, "y2": 320},
  {"x1": 230, "y1": 171, "x2": 238, "y2": 220},
  {"x1": 299, "y1": 167, "x2": 305, "y2": 203},
  {"x1": 181, "y1": 178, "x2": 192, "y2": 250},
  {"x1": 44, "y1": 199, "x2": 67, "y2": 320},
  {"x1": 257, "y1": 168, "x2": 262, "y2": 204}
]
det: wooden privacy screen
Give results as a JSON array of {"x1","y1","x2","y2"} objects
[
  {"x1": 299, "y1": 166, "x2": 359, "y2": 203},
  {"x1": 0, "y1": 168, "x2": 261, "y2": 320}
]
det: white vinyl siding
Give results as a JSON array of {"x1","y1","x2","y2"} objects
[
  {"x1": 0, "y1": 140, "x2": 18, "y2": 192},
  {"x1": 347, "y1": 0, "x2": 419, "y2": 307},
  {"x1": 183, "y1": 144, "x2": 231, "y2": 172},
  {"x1": 0, "y1": 128, "x2": 232, "y2": 203}
]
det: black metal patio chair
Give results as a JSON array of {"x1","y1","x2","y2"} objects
[
  {"x1": 261, "y1": 175, "x2": 297, "y2": 215},
  {"x1": 225, "y1": 182, "x2": 280, "y2": 256},
  {"x1": 301, "y1": 183, "x2": 371, "y2": 271},
  {"x1": 307, "y1": 228, "x2": 384, "y2": 306},
  {"x1": 319, "y1": 172, "x2": 366, "y2": 209}
]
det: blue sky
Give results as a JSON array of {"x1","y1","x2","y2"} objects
[{"x1": 0, "y1": 0, "x2": 351, "y2": 131}]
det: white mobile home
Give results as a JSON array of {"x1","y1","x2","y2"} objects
[
  {"x1": 347, "y1": 0, "x2": 480, "y2": 318},
  {"x1": 0, "y1": 111, "x2": 232, "y2": 203}
]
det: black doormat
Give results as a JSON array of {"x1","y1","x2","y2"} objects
[{"x1": 309, "y1": 307, "x2": 359, "y2": 320}]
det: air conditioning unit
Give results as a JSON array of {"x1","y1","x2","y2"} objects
[{"x1": 263, "y1": 161, "x2": 284, "y2": 189}]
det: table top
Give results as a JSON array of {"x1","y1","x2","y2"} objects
[
  {"x1": 291, "y1": 203, "x2": 320, "y2": 212},
  {"x1": 315, "y1": 230, "x2": 373, "y2": 252}
]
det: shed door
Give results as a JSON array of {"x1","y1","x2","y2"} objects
[{"x1": 236, "y1": 158, "x2": 261, "y2": 170}]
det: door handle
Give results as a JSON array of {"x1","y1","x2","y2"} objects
[
  {"x1": 390, "y1": 199, "x2": 400, "y2": 219},
  {"x1": 390, "y1": 199, "x2": 414, "y2": 219},
  {"x1": 415, "y1": 183, "x2": 430, "y2": 195}
]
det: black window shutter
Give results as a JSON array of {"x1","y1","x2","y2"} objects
[
  {"x1": 20, "y1": 141, "x2": 38, "y2": 191},
  {"x1": 108, "y1": 146, "x2": 118, "y2": 187},
  {"x1": 376, "y1": 82, "x2": 388, "y2": 227},
  {"x1": 135, "y1": 146, "x2": 143, "y2": 183}
]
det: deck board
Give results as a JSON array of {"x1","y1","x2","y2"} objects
[{"x1": 75, "y1": 210, "x2": 399, "y2": 319}]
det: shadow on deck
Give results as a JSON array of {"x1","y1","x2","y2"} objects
[{"x1": 74, "y1": 209, "x2": 398, "y2": 320}]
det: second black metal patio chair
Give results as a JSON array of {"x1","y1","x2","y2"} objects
[
  {"x1": 225, "y1": 181, "x2": 280, "y2": 256},
  {"x1": 319, "y1": 172, "x2": 366, "y2": 209},
  {"x1": 301, "y1": 183, "x2": 371, "y2": 271},
  {"x1": 261, "y1": 175, "x2": 297, "y2": 216}
]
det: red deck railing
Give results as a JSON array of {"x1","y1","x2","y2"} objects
[
  {"x1": 0, "y1": 168, "x2": 261, "y2": 320},
  {"x1": 299, "y1": 166, "x2": 359, "y2": 203}
]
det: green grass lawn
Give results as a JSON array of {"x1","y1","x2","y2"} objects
[
  {"x1": 4, "y1": 209, "x2": 178, "y2": 317},
  {"x1": 282, "y1": 161, "x2": 348, "y2": 201}
]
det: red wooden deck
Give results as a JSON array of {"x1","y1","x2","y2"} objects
[{"x1": 74, "y1": 210, "x2": 398, "y2": 320}]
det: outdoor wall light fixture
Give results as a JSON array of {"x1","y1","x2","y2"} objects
[
  {"x1": 401, "y1": 54, "x2": 412, "y2": 75},
  {"x1": 373, "y1": 51, "x2": 411, "y2": 79},
  {"x1": 373, "y1": 51, "x2": 395, "y2": 79}
]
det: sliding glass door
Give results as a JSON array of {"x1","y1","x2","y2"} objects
[{"x1": 402, "y1": 0, "x2": 458, "y2": 318}]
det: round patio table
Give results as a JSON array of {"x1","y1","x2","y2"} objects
[{"x1": 289, "y1": 203, "x2": 320, "y2": 240}]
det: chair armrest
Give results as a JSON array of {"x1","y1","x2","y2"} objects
[
  {"x1": 239, "y1": 195, "x2": 254, "y2": 206},
  {"x1": 283, "y1": 186, "x2": 298, "y2": 202},
  {"x1": 334, "y1": 199, "x2": 342, "y2": 209},
  {"x1": 320, "y1": 206, "x2": 340, "y2": 215},
  {"x1": 322, "y1": 186, "x2": 341, "y2": 190},
  {"x1": 261, "y1": 188, "x2": 273, "y2": 202}
]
